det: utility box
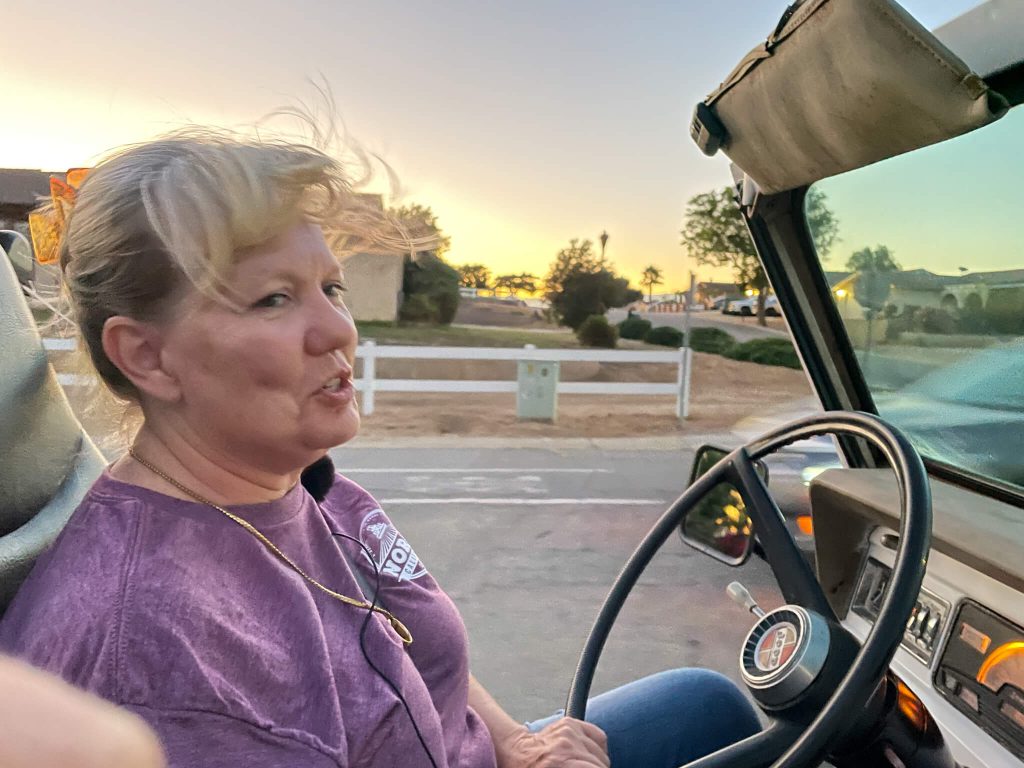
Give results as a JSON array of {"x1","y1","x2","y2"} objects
[{"x1": 516, "y1": 360, "x2": 559, "y2": 421}]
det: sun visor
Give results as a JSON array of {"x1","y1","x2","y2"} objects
[{"x1": 691, "y1": 0, "x2": 1009, "y2": 194}]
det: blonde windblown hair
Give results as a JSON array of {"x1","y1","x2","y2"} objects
[{"x1": 51, "y1": 127, "x2": 425, "y2": 401}]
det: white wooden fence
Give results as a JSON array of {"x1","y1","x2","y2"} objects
[
  {"x1": 356, "y1": 341, "x2": 692, "y2": 419},
  {"x1": 43, "y1": 338, "x2": 694, "y2": 420}
]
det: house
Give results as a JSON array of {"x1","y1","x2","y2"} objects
[
  {"x1": 0, "y1": 169, "x2": 58, "y2": 232},
  {"x1": 693, "y1": 281, "x2": 738, "y2": 307},
  {"x1": 332, "y1": 194, "x2": 406, "y2": 323},
  {"x1": 831, "y1": 267, "x2": 1024, "y2": 323}
]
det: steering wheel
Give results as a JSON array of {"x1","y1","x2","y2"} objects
[{"x1": 566, "y1": 411, "x2": 931, "y2": 768}]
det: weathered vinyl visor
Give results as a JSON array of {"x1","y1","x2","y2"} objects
[{"x1": 691, "y1": 0, "x2": 1010, "y2": 194}]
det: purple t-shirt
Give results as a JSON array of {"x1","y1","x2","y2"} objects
[{"x1": 0, "y1": 470, "x2": 497, "y2": 768}]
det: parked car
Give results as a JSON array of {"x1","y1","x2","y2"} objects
[{"x1": 723, "y1": 294, "x2": 780, "y2": 316}]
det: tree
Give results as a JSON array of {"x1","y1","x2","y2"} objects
[
  {"x1": 544, "y1": 238, "x2": 640, "y2": 329},
  {"x1": 805, "y1": 188, "x2": 840, "y2": 258},
  {"x1": 457, "y1": 264, "x2": 491, "y2": 290},
  {"x1": 545, "y1": 238, "x2": 604, "y2": 299},
  {"x1": 494, "y1": 273, "x2": 539, "y2": 297},
  {"x1": 390, "y1": 204, "x2": 452, "y2": 260},
  {"x1": 493, "y1": 275, "x2": 516, "y2": 296},
  {"x1": 680, "y1": 188, "x2": 768, "y2": 324},
  {"x1": 640, "y1": 265, "x2": 664, "y2": 302},
  {"x1": 846, "y1": 245, "x2": 900, "y2": 273},
  {"x1": 680, "y1": 186, "x2": 839, "y2": 326},
  {"x1": 554, "y1": 270, "x2": 640, "y2": 330}
]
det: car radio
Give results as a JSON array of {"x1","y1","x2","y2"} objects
[{"x1": 851, "y1": 558, "x2": 950, "y2": 665}]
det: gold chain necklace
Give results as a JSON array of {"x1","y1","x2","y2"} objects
[{"x1": 127, "y1": 447, "x2": 413, "y2": 645}]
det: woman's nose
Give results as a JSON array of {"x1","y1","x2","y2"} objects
[{"x1": 304, "y1": 292, "x2": 357, "y2": 356}]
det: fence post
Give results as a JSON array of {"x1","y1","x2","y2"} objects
[
  {"x1": 676, "y1": 346, "x2": 692, "y2": 420},
  {"x1": 361, "y1": 341, "x2": 376, "y2": 416}
]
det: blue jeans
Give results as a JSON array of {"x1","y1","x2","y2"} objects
[{"x1": 527, "y1": 669, "x2": 761, "y2": 768}]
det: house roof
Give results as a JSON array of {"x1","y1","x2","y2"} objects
[
  {"x1": 889, "y1": 268, "x2": 949, "y2": 292},
  {"x1": 958, "y1": 268, "x2": 1024, "y2": 286},
  {"x1": 0, "y1": 169, "x2": 63, "y2": 208},
  {"x1": 824, "y1": 271, "x2": 852, "y2": 286}
]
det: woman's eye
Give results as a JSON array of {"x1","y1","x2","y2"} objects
[
  {"x1": 324, "y1": 282, "x2": 348, "y2": 301},
  {"x1": 253, "y1": 292, "x2": 289, "y2": 309}
]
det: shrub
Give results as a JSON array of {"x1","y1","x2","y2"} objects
[
  {"x1": 984, "y1": 290, "x2": 1024, "y2": 335},
  {"x1": 617, "y1": 315, "x2": 652, "y2": 340},
  {"x1": 644, "y1": 325, "x2": 684, "y2": 347},
  {"x1": 916, "y1": 307, "x2": 957, "y2": 335},
  {"x1": 958, "y1": 307, "x2": 989, "y2": 335},
  {"x1": 688, "y1": 327, "x2": 736, "y2": 354},
  {"x1": 576, "y1": 315, "x2": 618, "y2": 348},
  {"x1": 553, "y1": 270, "x2": 638, "y2": 330},
  {"x1": 402, "y1": 253, "x2": 460, "y2": 325},
  {"x1": 399, "y1": 293, "x2": 439, "y2": 323},
  {"x1": 723, "y1": 338, "x2": 801, "y2": 369}
]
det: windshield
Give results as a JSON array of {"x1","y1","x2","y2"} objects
[{"x1": 808, "y1": 103, "x2": 1024, "y2": 490}]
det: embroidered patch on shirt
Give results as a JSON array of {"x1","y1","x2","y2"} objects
[{"x1": 359, "y1": 509, "x2": 428, "y2": 582}]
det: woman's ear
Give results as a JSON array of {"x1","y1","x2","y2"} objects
[{"x1": 101, "y1": 316, "x2": 182, "y2": 403}]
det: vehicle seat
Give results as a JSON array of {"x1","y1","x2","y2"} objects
[{"x1": 0, "y1": 254, "x2": 105, "y2": 616}]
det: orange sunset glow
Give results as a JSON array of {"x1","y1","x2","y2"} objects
[{"x1": 3, "y1": 0, "x2": 974, "y2": 293}]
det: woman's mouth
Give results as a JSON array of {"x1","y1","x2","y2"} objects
[{"x1": 316, "y1": 374, "x2": 355, "y2": 405}]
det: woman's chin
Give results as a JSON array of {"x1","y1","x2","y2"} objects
[{"x1": 310, "y1": 410, "x2": 361, "y2": 450}]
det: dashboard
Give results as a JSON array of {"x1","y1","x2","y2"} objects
[{"x1": 810, "y1": 469, "x2": 1024, "y2": 768}]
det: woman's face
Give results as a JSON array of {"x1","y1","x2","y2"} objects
[{"x1": 158, "y1": 222, "x2": 359, "y2": 473}]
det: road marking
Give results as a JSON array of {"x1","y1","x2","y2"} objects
[
  {"x1": 379, "y1": 497, "x2": 665, "y2": 506},
  {"x1": 342, "y1": 468, "x2": 612, "y2": 474}
]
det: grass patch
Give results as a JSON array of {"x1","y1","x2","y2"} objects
[{"x1": 356, "y1": 321, "x2": 583, "y2": 348}]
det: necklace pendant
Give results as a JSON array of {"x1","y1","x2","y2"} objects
[{"x1": 390, "y1": 616, "x2": 413, "y2": 645}]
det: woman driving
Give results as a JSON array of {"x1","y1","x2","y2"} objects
[{"x1": 0, "y1": 131, "x2": 760, "y2": 767}]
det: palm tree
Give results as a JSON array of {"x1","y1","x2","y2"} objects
[{"x1": 640, "y1": 265, "x2": 664, "y2": 303}]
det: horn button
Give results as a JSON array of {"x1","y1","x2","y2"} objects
[{"x1": 741, "y1": 606, "x2": 837, "y2": 710}]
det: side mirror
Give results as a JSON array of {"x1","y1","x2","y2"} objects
[
  {"x1": 679, "y1": 445, "x2": 767, "y2": 566},
  {"x1": 0, "y1": 230, "x2": 34, "y2": 286}
]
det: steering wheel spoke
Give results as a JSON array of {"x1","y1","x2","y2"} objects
[{"x1": 730, "y1": 449, "x2": 836, "y2": 622}]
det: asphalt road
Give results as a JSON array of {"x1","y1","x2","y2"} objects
[
  {"x1": 328, "y1": 442, "x2": 783, "y2": 720},
  {"x1": 608, "y1": 308, "x2": 790, "y2": 343}
]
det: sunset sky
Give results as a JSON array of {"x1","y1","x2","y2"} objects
[{"x1": 4, "y1": 0, "x2": 981, "y2": 291}]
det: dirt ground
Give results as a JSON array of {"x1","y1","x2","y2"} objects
[
  {"x1": 357, "y1": 352, "x2": 811, "y2": 438},
  {"x1": 59, "y1": 351, "x2": 811, "y2": 449}
]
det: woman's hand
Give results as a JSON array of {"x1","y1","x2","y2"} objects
[{"x1": 493, "y1": 718, "x2": 610, "y2": 768}]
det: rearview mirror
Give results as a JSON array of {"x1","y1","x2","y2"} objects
[{"x1": 679, "y1": 445, "x2": 767, "y2": 566}]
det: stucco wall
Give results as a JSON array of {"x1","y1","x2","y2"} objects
[{"x1": 338, "y1": 251, "x2": 404, "y2": 322}]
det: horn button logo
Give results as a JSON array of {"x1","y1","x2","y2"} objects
[{"x1": 754, "y1": 621, "x2": 800, "y2": 672}]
